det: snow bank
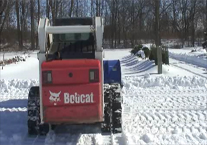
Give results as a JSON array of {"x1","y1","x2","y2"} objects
[
  {"x1": 169, "y1": 50, "x2": 207, "y2": 69},
  {"x1": 0, "y1": 79, "x2": 38, "y2": 91},
  {"x1": 0, "y1": 50, "x2": 38, "y2": 61},
  {"x1": 142, "y1": 43, "x2": 154, "y2": 50},
  {"x1": 135, "y1": 50, "x2": 145, "y2": 59},
  {"x1": 0, "y1": 79, "x2": 38, "y2": 101},
  {"x1": 0, "y1": 54, "x2": 30, "y2": 66},
  {"x1": 1, "y1": 57, "x2": 39, "y2": 80},
  {"x1": 123, "y1": 75, "x2": 207, "y2": 89},
  {"x1": 2, "y1": 75, "x2": 205, "y2": 96}
]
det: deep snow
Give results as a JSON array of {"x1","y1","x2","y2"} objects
[
  {"x1": 169, "y1": 47, "x2": 207, "y2": 69},
  {"x1": 0, "y1": 48, "x2": 207, "y2": 145}
]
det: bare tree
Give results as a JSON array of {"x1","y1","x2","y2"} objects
[
  {"x1": 206, "y1": 0, "x2": 207, "y2": 32},
  {"x1": 30, "y1": 0, "x2": 35, "y2": 49},
  {"x1": 20, "y1": 0, "x2": 25, "y2": 45},
  {"x1": 69, "y1": 0, "x2": 74, "y2": 17},
  {"x1": 96, "y1": 0, "x2": 99, "y2": 16},
  {"x1": 37, "y1": 0, "x2": 40, "y2": 20},
  {"x1": 0, "y1": 0, "x2": 207, "y2": 50},
  {"x1": 0, "y1": 0, "x2": 8, "y2": 45},
  {"x1": 15, "y1": 0, "x2": 23, "y2": 49},
  {"x1": 48, "y1": 0, "x2": 61, "y2": 24},
  {"x1": 46, "y1": 0, "x2": 50, "y2": 18},
  {"x1": 0, "y1": 0, "x2": 14, "y2": 49},
  {"x1": 189, "y1": 0, "x2": 198, "y2": 47},
  {"x1": 155, "y1": 0, "x2": 160, "y2": 46}
]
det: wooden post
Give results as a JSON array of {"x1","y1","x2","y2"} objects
[{"x1": 155, "y1": 0, "x2": 162, "y2": 74}]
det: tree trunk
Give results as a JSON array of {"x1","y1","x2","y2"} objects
[
  {"x1": 76, "y1": 0, "x2": 79, "y2": 17},
  {"x1": 0, "y1": 1, "x2": 7, "y2": 44},
  {"x1": 99, "y1": 0, "x2": 101, "y2": 16},
  {"x1": 15, "y1": 0, "x2": 23, "y2": 49},
  {"x1": 38, "y1": 0, "x2": 40, "y2": 20},
  {"x1": 206, "y1": 0, "x2": 207, "y2": 32},
  {"x1": 96, "y1": 0, "x2": 99, "y2": 16},
  {"x1": 114, "y1": 0, "x2": 117, "y2": 48},
  {"x1": 191, "y1": 20, "x2": 195, "y2": 47},
  {"x1": 118, "y1": 9, "x2": 121, "y2": 44},
  {"x1": 46, "y1": 0, "x2": 50, "y2": 18},
  {"x1": 21, "y1": 0, "x2": 25, "y2": 47},
  {"x1": 48, "y1": 0, "x2": 56, "y2": 24},
  {"x1": 36, "y1": 0, "x2": 40, "y2": 49},
  {"x1": 69, "y1": 0, "x2": 74, "y2": 17},
  {"x1": 91, "y1": 0, "x2": 93, "y2": 16},
  {"x1": 191, "y1": 0, "x2": 197, "y2": 47},
  {"x1": 132, "y1": 0, "x2": 135, "y2": 46},
  {"x1": 55, "y1": 0, "x2": 58, "y2": 19},
  {"x1": 111, "y1": 0, "x2": 115, "y2": 48},
  {"x1": 30, "y1": 0, "x2": 35, "y2": 50}
]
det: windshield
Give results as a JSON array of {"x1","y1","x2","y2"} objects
[{"x1": 58, "y1": 33, "x2": 90, "y2": 42}]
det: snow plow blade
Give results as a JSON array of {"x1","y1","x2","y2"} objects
[{"x1": 103, "y1": 60, "x2": 122, "y2": 85}]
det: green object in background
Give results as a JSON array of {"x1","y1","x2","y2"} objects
[
  {"x1": 149, "y1": 45, "x2": 169, "y2": 65},
  {"x1": 131, "y1": 44, "x2": 170, "y2": 65}
]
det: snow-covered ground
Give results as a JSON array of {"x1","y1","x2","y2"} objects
[
  {"x1": 0, "y1": 51, "x2": 39, "y2": 80},
  {"x1": 169, "y1": 47, "x2": 207, "y2": 69},
  {"x1": 123, "y1": 76, "x2": 207, "y2": 144},
  {"x1": 0, "y1": 48, "x2": 207, "y2": 145},
  {"x1": 0, "y1": 50, "x2": 38, "y2": 61}
]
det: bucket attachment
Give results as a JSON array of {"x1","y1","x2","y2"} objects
[{"x1": 103, "y1": 60, "x2": 122, "y2": 85}]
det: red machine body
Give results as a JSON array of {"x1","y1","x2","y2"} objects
[{"x1": 41, "y1": 59, "x2": 103, "y2": 124}]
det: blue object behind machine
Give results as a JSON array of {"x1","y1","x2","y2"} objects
[{"x1": 103, "y1": 60, "x2": 122, "y2": 84}]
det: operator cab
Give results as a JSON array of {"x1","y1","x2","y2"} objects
[{"x1": 47, "y1": 18, "x2": 95, "y2": 60}]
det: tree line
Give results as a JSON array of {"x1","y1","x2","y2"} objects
[{"x1": 0, "y1": 0, "x2": 207, "y2": 50}]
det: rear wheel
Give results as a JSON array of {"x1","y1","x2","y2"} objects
[{"x1": 27, "y1": 86, "x2": 49, "y2": 135}]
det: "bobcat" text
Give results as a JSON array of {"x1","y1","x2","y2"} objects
[{"x1": 64, "y1": 92, "x2": 94, "y2": 104}]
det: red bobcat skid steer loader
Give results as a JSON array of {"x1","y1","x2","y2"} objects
[{"x1": 27, "y1": 17, "x2": 122, "y2": 135}]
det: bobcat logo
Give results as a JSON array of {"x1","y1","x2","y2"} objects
[{"x1": 49, "y1": 91, "x2": 61, "y2": 102}]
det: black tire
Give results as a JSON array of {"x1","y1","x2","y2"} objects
[
  {"x1": 112, "y1": 97, "x2": 122, "y2": 133},
  {"x1": 27, "y1": 86, "x2": 49, "y2": 135},
  {"x1": 101, "y1": 86, "x2": 111, "y2": 133},
  {"x1": 102, "y1": 84, "x2": 122, "y2": 134}
]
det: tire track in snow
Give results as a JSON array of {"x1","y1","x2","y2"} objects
[
  {"x1": 169, "y1": 51, "x2": 207, "y2": 69},
  {"x1": 0, "y1": 107, "x2": 32, "y2": 145},
  {"x1": 170, "y1": 58, "x2": 207, "y2": 79},
  {"x1": 22, "y1": 135, "x2": 45, "y2": 145},
  {"x1": 123, "y1": 107, "x2": 207, "y2": 144},
  {"x1": 0, "y1": 80, "x2": 40, "y2": 145},
  {"x1": 124, "y1": 88, "x2": 207, "y2": 111},
  {"x1": 0, "y1": 107, "x2": 27, "y2": 112},
  {"x1": 44, "y1": 131, "x2": 114, "y2": 145},
  {"x1": 122, "y1": 76, "x2": 207, "y2": 144}
]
